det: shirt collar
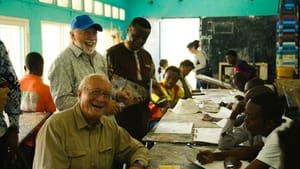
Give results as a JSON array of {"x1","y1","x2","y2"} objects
[
  {"x1": 69, "y1": 43, "x2": 96, "y2": 59},
  {"x1": 73, "y1": 103, "x2": 103, "y2": 129}
]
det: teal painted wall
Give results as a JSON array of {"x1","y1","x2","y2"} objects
[
  {"x1": 0, "y1": 0, "x2": 280, "y2": 52},
  {"x1": 126, "y1": 0, "x2": 279, "y2": 20},
  {"x1": 0, "y1": 0, "x2": 127, "y2": 52}
]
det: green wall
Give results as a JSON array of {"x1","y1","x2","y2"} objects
[
  {"x1": 0, "y1": 0, "x2": 127, "y2": 52},
  {"x1": 0, "y1": 0, "x2": 280, "y2": 52},
  {"x1": 126, "y1": 0, "x2": 279, "y2": 20}
]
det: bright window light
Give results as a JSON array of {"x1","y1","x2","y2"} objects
[
  {"x1": 41, "y1": 21, "x2": 70, "y2": 84},
  {"x1": 119, "y1": 8, "x2": 125, "y2": 20},
  {"x1": 84, "y1": 0, "x2": 93, "y2": 13},
  {"x1": 94, "y1": 1, "x2": 103, "y2": 15},
  {"x1": 57, "y1": 0, "x2": 68, "y2": 7},
  {"x1": 160, "y1": 18, "x2": 200, "y2": 89},
  {"x1": 0, "y1": 16, "x2": 29, "y2": 79},
  {"x1": 72, "y1": 0, "x2": 82, "y2": 11},
  {"x1": 104, "y1": 4, "x2": 111, "y2": 17},
  {"x1": 112, "y1": 6, "x2": 119, "y2": 19}
]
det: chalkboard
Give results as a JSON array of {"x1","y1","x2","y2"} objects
[{"x1": 201, "y1": 16, "x2": 278, "y2": 82}]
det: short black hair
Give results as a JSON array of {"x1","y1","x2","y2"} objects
[
  {"x1": 180, "y1": 59, "x2": 195, "y2": 69},
  {"x1": 164, "y1": 66, "x2": 180, "y2": 77},
  {"x1": 187, "y1": 40, "x2": 199, "y2": 49},
  {"x1": 249, "y1": 92, "x2": 284, "y2": 125},
  {"x1": 130, "y1": 17, "x2": 151, "y2": 29},
  {"x1": 25, "y1": 52, "x2": 44, "y2": 73},
  {"x1": 225, "y1": 50, "x2": 238, "y2": 58}
]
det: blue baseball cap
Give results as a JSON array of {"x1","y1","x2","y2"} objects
[{"x1": 71, "y1": 15, "x2": 103, "y2": 31}]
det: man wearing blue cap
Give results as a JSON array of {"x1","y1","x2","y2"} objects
[{"x1": 48, "y1": 15, "x2": 118, "y2": 112}]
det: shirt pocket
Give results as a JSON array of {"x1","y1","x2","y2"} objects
[
  {"x1": 97, "y1": 146, "x2": 113, "y2": 167},
  {"x1": 66, "y1": 149, "x2": 87, "y2": 169}
]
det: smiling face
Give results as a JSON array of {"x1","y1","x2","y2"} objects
[
  {"x1": 71, "y1": 27, "x2": 98, "y2": 55},
  {"x1": 164, "y1": 70, "x2": 180, "y2": 89},
  {"x1": 125, "y1": 24, "x2": 150, "y2": 51},
  {"x1": 78, "y1": 75, "x2": 112, "y2": 124}
]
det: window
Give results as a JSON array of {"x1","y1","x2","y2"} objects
[
  {"x1": 72, "y1": 0, "x2": 82, "y2": 10},
  {"x1": 41, "y1": 21, "x2": 70, "y2": 84},
  {"x1": 94, "y1": 1, "x2": 103, "y2": 15},
  {"x1": 84, "y1": 0, "x2": 93, "y2": 13},
  {"x1": 119, "y1": 8, "x2": 125, "y2": 20},
  {"x1": 0, "y1": 16, "x2": 29, "y2": 79},
  {"x1": 112, "y1": 6, "x2": 119, "y2": 19},
  {"x1": 104, "y1": 4, "x2": 111, "y2": 17},
  {"x1": 57, "y1": 0, "x2": 69, "y2": 7},
  {"x1": 160, "y1": 18, "x2": 200, "y2": 89}
]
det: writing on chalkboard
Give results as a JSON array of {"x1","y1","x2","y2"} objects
[{"x1": 213, "y1": 21, "x2": 234, "y2": 34}]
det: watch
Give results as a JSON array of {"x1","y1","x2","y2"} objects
[{"x1": 134, "y1": 160, "x2": 147, "y2": 168}]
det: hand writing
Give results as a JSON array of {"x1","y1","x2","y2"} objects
[{"x1": 197, "y1": 150, "x2": 214, "y2": 164}]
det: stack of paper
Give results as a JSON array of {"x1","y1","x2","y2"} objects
[
  {"x1": 154, "y1": 122, "x2": 193, "y2": 134},
  {"x1": 172, "y1": 98, "x2": 200, "y2": 114},
  {"x1": 193, "y1": 127, "x2": 222, "y2": 144}
]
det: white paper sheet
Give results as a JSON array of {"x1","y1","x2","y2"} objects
[
  {"x1": 216, "y1": 118, "x2": 228, "y2": 128},
  {"x1": 193, "y1": 128, "x2": 222, "y2": 144},
  {"x1": 171, "y1": 98, "x2": 200, "y2": 114},
  {"x1": 154, "y1": 122, "x2": 193, "y2": 134},
  {"x1": 207, "y1": 107, "x2": 232, "y2": 119}
]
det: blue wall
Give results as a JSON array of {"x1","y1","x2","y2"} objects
[
  {"x1": 0, "y1": 0, "x2": 127, "y2": 52},
  {"x1": 126, "y1": 0, "x2": 279, "y2": 20}
]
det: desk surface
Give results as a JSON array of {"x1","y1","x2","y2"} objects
[
  {"x1": 149, "y1": 143, "x2": 205, "y2": 169},
  {"x1": 19, "y1": 112, "x2": 51, "y2": 143},
  {"x1": 275, "y1": 79, "x2": 300, "y2": 108},
  {"x1": 143, "y1": 89, "x2": 239, "y2": 143},
  {"x1": 149, "y1": 143, "x2": 249, "y2": 169},
  {"x1": 143, "y1": 111, "x2": 219, "y2": 143}
]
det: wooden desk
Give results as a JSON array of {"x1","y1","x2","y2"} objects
[
  {"x1": 19, "y1": 112, "x2": 51, "y2": 143},
  {"x1": 149, "y1": 143, "x2": 212, "y2": 169},
  {"x1": 143, "y1": 111, "x2": 219, "y2": 143},
  {"x1": 149, "y1": 143, "x2": 249, "y2": 169},
  {"x1": 143, "y1": 89, "x2": 240, "y2": 144},
  {"x1": 275, "y1": 79, "x2": 300, "y2": 108}
]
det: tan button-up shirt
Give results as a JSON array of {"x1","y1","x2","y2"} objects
[{"x1": 33, "y1": 103, "x2": 149, "y2": 169}]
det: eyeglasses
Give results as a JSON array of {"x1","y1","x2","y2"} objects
[{"x1": 84, "y1": 87, "x2": 112, "y2": 99}]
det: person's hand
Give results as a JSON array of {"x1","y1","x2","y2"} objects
[
  {"x1": 5, "y1": 125, "x2": 19, "y2": 160},
  {"x1": 128, "y1": 162, "x2": 146, "y2": 169},
  {"x1": 105, "y1": 100, "x2": 121, "y2": 115},
  {"x1": 224, "y1": 156, "x2": 241, "y2": 169},
  {"x1": 234, "y1": 95, "x2": 244, "y2": 101},
  {"x1": 202, "y1": 114, "x2": 222, "y2": 122},
  {"x1": 197, "y1": 150, "x2": 215, "y2": 164},
  {"x1": 116, "y1": 89, "x2": 134, "y2": 105},
  {"x1": 165, "y1": 100, "x2": 176, "y2": 108},
  {"x1": 229, "y1": 101, "x2": 245, "y2": 120},
  {"x1": 0, "y1": 87, "x2": 9, "y2": 112}
]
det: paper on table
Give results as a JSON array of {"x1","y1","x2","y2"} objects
[
  {"x1": 188, "y1": 158, "x2": 249, "y2": 169},
  {"x1": 207, "y1": 107, "x2": 232, "y2": 119},
  {"x1": 171, "y1": 98, "x2": 200, "y2": 114},
  {"x1": 154, "y1": 122, "x2": 193, "y2": 134},
  {"x1": 216, "y1": 118, "x2": 228, "y2": 128},
  {"x1": 193, "y1": 128, "x2": 222, "y2": 144}
]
